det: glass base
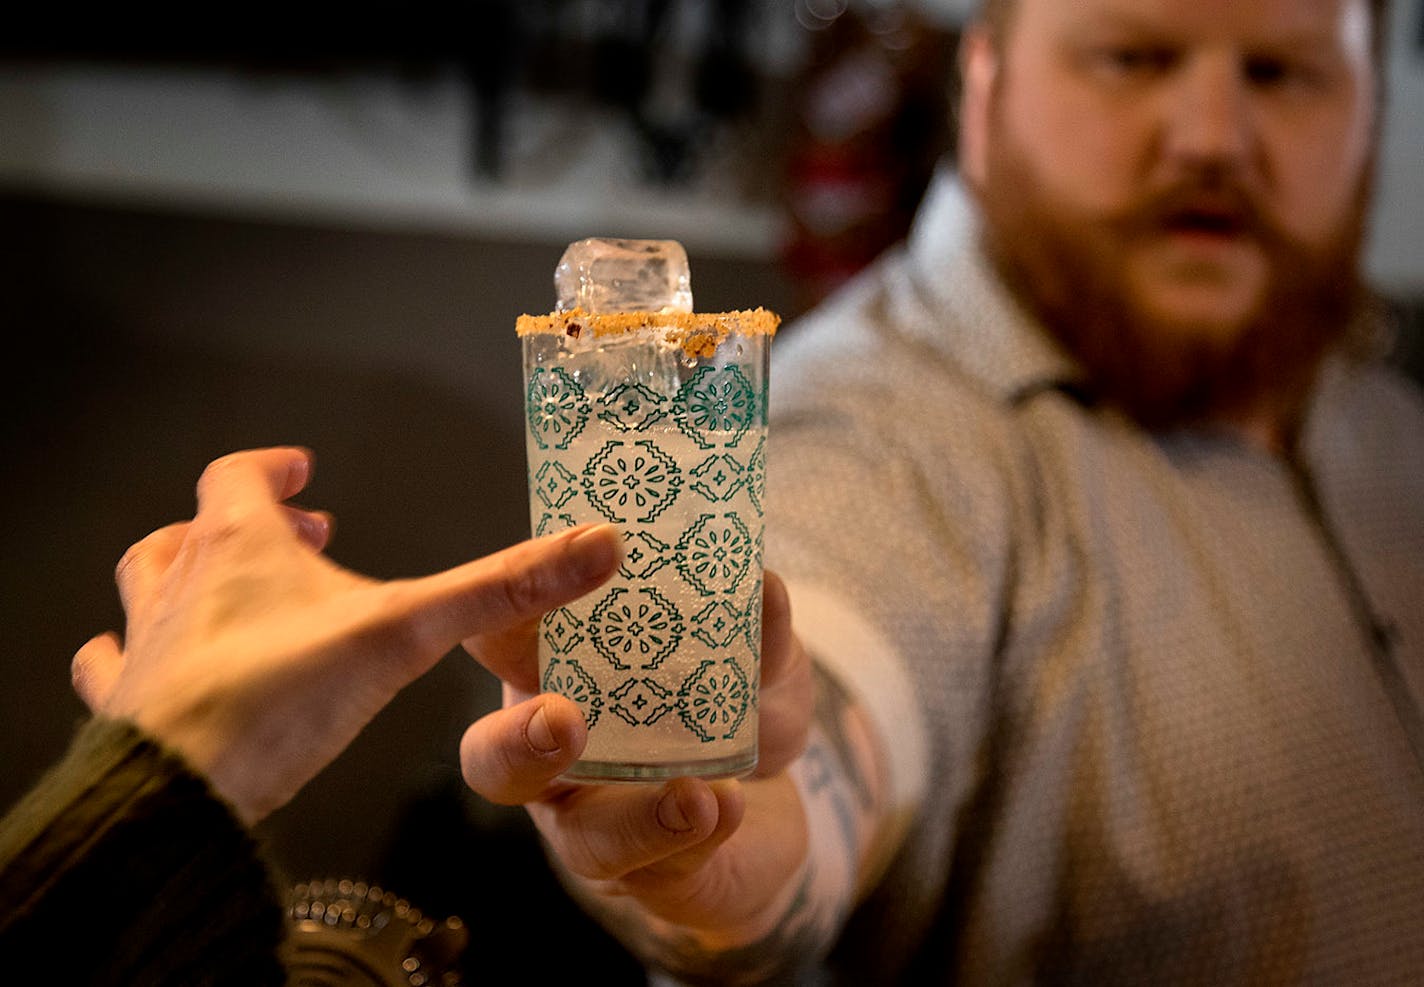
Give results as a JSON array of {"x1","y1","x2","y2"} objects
[{"x1": 560, "y1": 750, "x2": 758, "y2": 785}]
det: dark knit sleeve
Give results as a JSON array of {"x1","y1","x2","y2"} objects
[{"x1": 0, "y1": 717, "x2": 287, "y2": 985}]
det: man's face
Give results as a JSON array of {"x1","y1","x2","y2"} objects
[{"x1": 961, "y1": 0, "x2": 1379, "y2": 428}]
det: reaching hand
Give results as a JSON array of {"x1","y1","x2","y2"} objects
[{"x1": 70, "y1": 446, "x2": 624, "y2": 824}]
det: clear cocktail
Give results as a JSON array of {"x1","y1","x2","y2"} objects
[{"x1": 518, "y1": 238, "x2": 777, "y2": 782}]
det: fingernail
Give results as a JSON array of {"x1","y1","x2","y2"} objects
[
  {"x1": 656, "y1": 788, "x2": 694, "y2": 834},
  {"x1": 288, "y1": 450, "x2": 313, "y2": 489},
  {"x1": 569, "y1": 524, "x2": 620, "y2": 581},
  {"x1": 297, "y1": 511, "x2": 332, "y2": 547},
  {"x1": 526, "y1": 704, "x2": 560, "y2": 754}
]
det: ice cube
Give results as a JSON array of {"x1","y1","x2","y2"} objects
[
  {"x1": 570, "y1": 332, "x2": 683, "y2": 402},
  {"x1": 555, "y1": 238, "x2": 694, "y2": 314}
]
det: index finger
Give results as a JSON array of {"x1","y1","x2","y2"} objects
[
  {"x1": 195, "y1": 447, "x2": 314, "y2": 517},
  {"x1": 379, "y1": 524, "x2": 622, "y2": 677}
]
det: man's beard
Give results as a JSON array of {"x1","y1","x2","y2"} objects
[{"x1": 971, "y1": 116, "x2": 1374, "y2": 435}]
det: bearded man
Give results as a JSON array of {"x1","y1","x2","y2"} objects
[{"x1": 459, "y1": 0, "x2": 1424, "y2": 983}]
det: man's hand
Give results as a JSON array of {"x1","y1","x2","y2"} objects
[
  {"x1": 459, "y1": 573, "x2": 827, "y2": 967},
  {"x1": 70, "y1": 446, "x2": 624, "y2": 825}
]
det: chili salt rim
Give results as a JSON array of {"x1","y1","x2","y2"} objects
[{"x1": 516, "y1": 307, "x2": 779, "y2": 358}]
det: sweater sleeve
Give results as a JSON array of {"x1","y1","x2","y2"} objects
[{"x1": 0, "y1": 717, "x2": 287, "y2": 986}]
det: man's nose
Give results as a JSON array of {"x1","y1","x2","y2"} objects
[{"x1": 1161, "y1": 53, "x2": 1256, "y2": 170}]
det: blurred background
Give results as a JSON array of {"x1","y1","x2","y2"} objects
[{"x1": 0, "y1": 0, "x2": 1420, "y2": 980}]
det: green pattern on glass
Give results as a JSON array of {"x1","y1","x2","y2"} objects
[
  {"x1": 674, "y1": 366, "x2": 756, "y2": 450},
  {"x1": 542, "y1": 656, "x2": 603, "y2": 728},
  {"x1": 677, "y1": 512, "x2": 754, "y2": 597},
  {"x1": 541, "y1": 607, "x2": 585, "y2": 655},
  {"x1": 589, "y1": 586, "x2": 686, "y2": 671},
  {"x1": 679, "y1": 658, "x2": 752, "y2": 742},
  {"x1": 534, "y1": 512, "x2": 578, "y2": 537},
  {"x1": 742, "y1": 578, "x2": 764, "y2": 652},
  {"x1": 598, "y1": 382, "x2": 669, "y2": 432},
  {"x1": 534, "y1": 460, "x2": 579, "y2": 510},
  {"x1": 690, "y1": 453, "x2": 747, "y2": 503},
  {"x1": 745, "y1": 436, "x2": 767, "y2": 514},
  {"x1": 620, "y1": 530, "x2": 673, "y2": 580},
  {"x1": 691, "y1": 600, "x2": 746, "y2": 649},
  {"x1": 527, "y1": 367, "x2": 591, "y2": 451},
  {"x1": 611, "y1": 676, "x2": 675, "y2": 727},
  {"x1": 583, "y1": 439, "x2": 684, "y2": 524}
]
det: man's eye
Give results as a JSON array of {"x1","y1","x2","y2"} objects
[
  {"x1": 1094, "y1": 46, "x2": 1177, "y2": 78},
  {"x1": 1244, "y1": 56, "x2": 1324, "y2": 91},
  {"x1": 1245, "y1": 57, "x2": 1289, "y2": 85}
]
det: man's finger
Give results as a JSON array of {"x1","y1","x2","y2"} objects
[
  {"x1": 529, "y1": 777, "x2": 725, "y2": 882},
  {"x1": 753, "y1": 571, "x2": 813, "y2": 778},
  {"x1": 615, "y1": 780, "x2": 747, "y2": 883},
  {"x1": 614, "y1": 777, "x2": 802, "y2": 930},
  {"x1": 459, "y1": 693, "x2": 586, "y2": 805},
  {"x1": 72, "y1": 631, "x2": 124, "y2": 712},
  {"x1": 759, "y1": 571, "x2": 796, "y2": 687}
]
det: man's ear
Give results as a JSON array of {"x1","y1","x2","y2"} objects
[{"x1": 958, "y1": 25, "x2": 998, "y2": 189}]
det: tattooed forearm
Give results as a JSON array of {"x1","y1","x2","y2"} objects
[
  {"x1": 806, "y1": 662, "x2": 881, "y2": 858},
  {"x1": 606, "y1": 662, "x2": 888, "y2": 986}
]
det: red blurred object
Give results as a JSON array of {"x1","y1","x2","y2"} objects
[{"x1": 780, "y1": 2, "x2": 958, "y2": 311}]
